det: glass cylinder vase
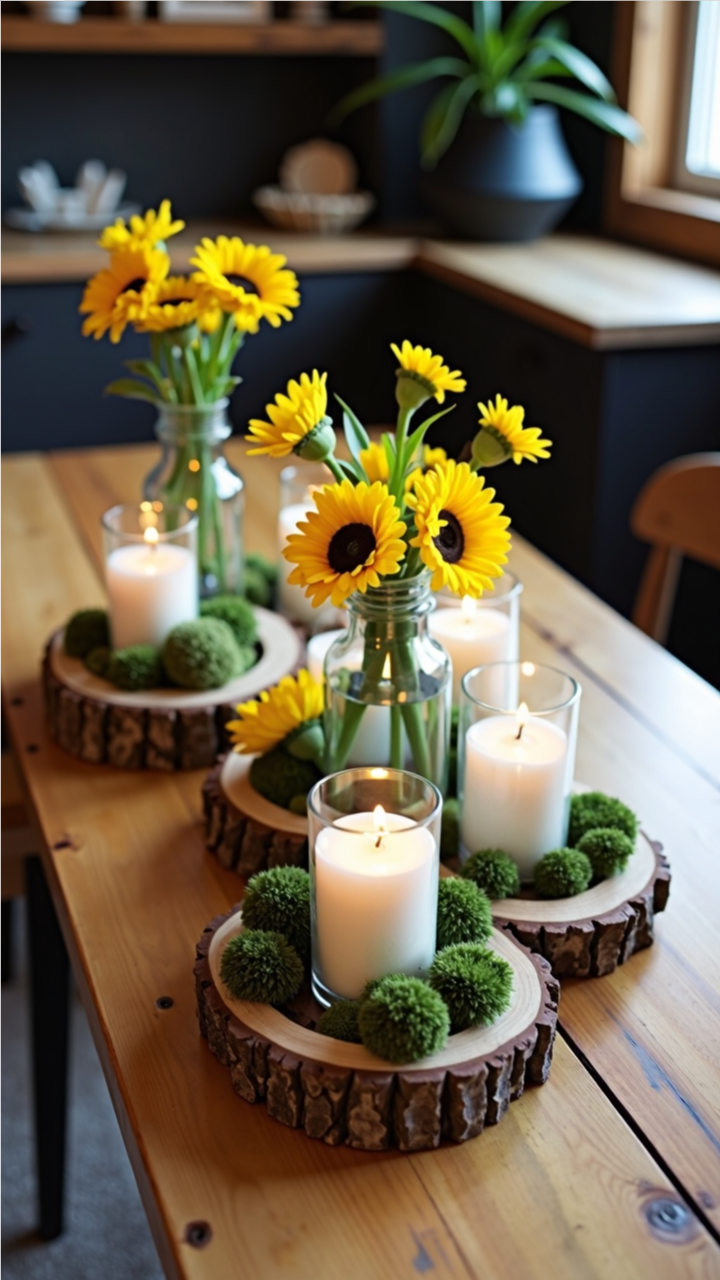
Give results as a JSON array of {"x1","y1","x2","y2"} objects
[
  {"x1": 323, "y1": 574, "x2": 451, "y2": 793},
  {"x1": 429, "y1": 570, "x2": 523, "y2": 705},
  {"x1": 143, "y1": 399, "x2": 244, "y2": 599},
  {"x1": 277, "y1": 462, "x2": 336, "y2": 628},
  {"x1": 101, "y1": 501, "x2": 198, "y2": 649}
]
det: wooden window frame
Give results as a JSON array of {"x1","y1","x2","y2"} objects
[{"x1": 605, "y1": 1, "x2": 720, "y2": 266}]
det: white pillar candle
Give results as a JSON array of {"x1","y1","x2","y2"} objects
[
  {"x1": 429, "y1": 596, "x2": 512, "y2": 704},
  {"x1": 278, "y1": 502, "x2": 318, "y2": 627},
  {"x1": 461, "y1": 704, "x2": 568, "y2": 881},
  {"x1": 105, "y1": 527, "x2": 198, "y2": 650},
  {"x1": 314, "y1": 807, "x2": 438, "y2": 999}
]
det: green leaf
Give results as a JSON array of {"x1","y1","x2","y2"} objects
[
  {"x1": 472, "y1": 1, "x2": 501, "y2": 46},
  {"x1": 331, "y1": 56, "x2": 468, "y2": 124},
  {"x1": 104, "y1": 379, "x2": 158, "y2": 403},
  {"x1": 381, "y1": 432, "x2": 396, "y2": 477},
  {"x1": 527, "y1": 81, "x2": 643, "y2": 142},
  {"x1": 515, "y1": 57, "x2": 573, "y2": 82},
  {"x1": 402, "y1": 405, "x2": 456, "y2": 469},
  {"x1": 529, "y1": 36, "x2": 616, "y2": 101},
  {"x1": 421, "y1": 82, "x2": 462, "y2": 161},
  {"x1": 123, "y1": 358, "x2": 167, "y2": 396},
  {"x1": 373, "y1": 1, "x2": 479, "y2": 63},
  {"x1": 504, "y1": 0, "x2": 570, "y2": 43},
  {"x1": 334, "y1": 394, "x2": 370, "y2": 470},
  {"x1": 336, "y1": 457, "x2": 365, "y2": 483},
  {"x1": 183, "y1": 345, "x2": 205, "y2": 404},
  {"x1": 422, "y1": 73, "x2": 483, "y2": 166}
]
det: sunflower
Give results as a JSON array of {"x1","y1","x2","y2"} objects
[
  {"x1": 226, "y1": 669, "x2": 324, "y2": 756},
  {"x1": 79, "y1": 243, "x2": 169, "y2": 343},
  {"x1": 391, "y1": 341, "x2": 466, "y2": 406},
  {"x1": 477, "y1": 395, "x2": 552, "y2": 465},
  {"x1": 406, "y1": 459, "x2": 511, "y2": 597},
  {"x1": 359, "y1": 440, "x2": 390, "y2": 483},
  {"x1": 405, "y1": 444, "x2": 448, "y2": 491},
  {"x1": 135, "y1": 275, "x2": 206, "y2": 333},
  {"x1": 98, "y1": 199, "x2": 185, "y2": 252},
  {"x1": 284, "y1": 480, "x2": 407, "y2": 609},
  {"x1": 191, "y1": 236, "x2": 300, "y2": 334},
  {"x1": 246, "y1": 371, "x2": 331, "y2": 459}
]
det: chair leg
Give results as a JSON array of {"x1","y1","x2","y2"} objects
[
  {"x1": 2, "y1": 898, "x2": 14, "y2": 983},
  {"x1": 25, "y1": 856, "x2": 70, "y2": 1241}
]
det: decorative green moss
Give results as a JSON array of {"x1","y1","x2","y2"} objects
[
  {"x1": 245, "y1": 552, "x2": 278, "y2": 587},
  {"x1": 436, "y1": 878, "x2": 492, "y2": 950},
  {"x1": 317, "y1": 1000, "x2": 362, "y2": 1043},
  {"x1": 162, "y1": 618, "x2": 252, "y2": 690},
  {"x1": 242, "y1": 564, "x2": 271, "y2": 608},
  {"x1": 428, "y1": 943, "x2": 513, "y2": 1032},
  {"x1": 569, "y1": 791, "x2": 638, "y2": 846},
  {"x1": 534, "y1": 848, "x2": 592, "y2": 898},
  {"x1": 219, "y1": 930, "x2": 303, "y2": 1005},
  {"x1": 440, "y1": 798, "x2": 459, "y2": 861},
  {"x1": 357, "y1": 975, "x2": 449, "y2": 1063},
  {"x1": 84, "y1": 646, "x2": 112, "y2": 679},
  {"x1": 249, "y1": 748, "x2": 321, "y2": 813},
  {"x1": 242, "y1": 866, "x2": 311, "y2": 960},
  {"x1": 107, "y1": 645, "x2": 163, "y2": 691},
  {"x1": 200, "y1": 594, "x2": 258, "y2": 648},
  {"x1": 462, "y1": 848, "x2": 521, "y2": 899},
  {"x1": 576, "y1": 826, "x2": 635, "y2": 878},
  {"x1": 64, "y1": 609, "x2": 110, "y2": 659}
]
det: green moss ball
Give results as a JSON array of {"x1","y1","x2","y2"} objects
[
  {"x1": 200, "y1": 594, "x2": 257, "y2": 648},
  {"x1": 428, "y1": 943, "x2": 514, "y2": 1032},
  {"x1": 569, "y1": 791, "x2": 638, "y2": 846},
  {"x1": 462, "y1": 848, "x2": 521, "y2": 900},
  {"x1": 436, "y1": 878, "x2": 492, "y2": 950},
  {"x1": 163, "y1": 618, "x2": 249, "y2": 690},
  {"x1": 576, "y1": 826, "x2": 635, "y2": 878},
  {"x1": 84, "y1": 646, "x2": 112, "y2": 679},
  {"x1": 242, "y1": 866, "x2": 311, "y2": 960},
  {"x1": 107, "y1": 645, "x2": 163, "y2": 691},
  {"x1": 242, "y1": 565, "x2": 271, "y2": 608},
  {"x1": 219, "y1": 930, "x2": 304, "y2": 1006},
  {"x1": 317, "y1": 1000, "x2": 362, "y2": 1043},
  {"x1": 65, "y1": 609, "x2": 110, "y2": 658},
  {"x1": 534, "y1": 848, "x2": 592, "y2": 898},
  {"x1": 249, "y1": 747, "x2": 321, "y2": 813},
  {"x1": 440, "y1": 798, "x2": 459, "y2": 862},
  {"x1": 357, "y1": 975, "x2": 449, "y2": 1063},
  {"x1": 245, "y1": 552, "x2": 278, "y2": 588}
]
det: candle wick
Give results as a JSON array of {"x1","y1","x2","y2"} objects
[
  {"x1": 375, "y1": 835, "x2": 383, "y2": 849},
  {"x1": 516, "y1": 723, "x2": 524, "y2": 740}
]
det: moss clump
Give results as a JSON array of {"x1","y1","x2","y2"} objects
[
  {"x1": 429, "y1": 943, "x2": 513, "y2": 1032},
  {"x1": 107, "y1": 645, "x2": 162, "y2": 691},
  {"x1": 242, "y1": 866, "x2": 311, "y2": 961},
  {"x1": 576, "y1": 826, "x2": 634, "y2": 878},
  {"x1": 65, "y1": 609, "x2": 110, "y2": 659},
  {"x1": 84, "y1": 646, "x2": 112, "y2": 679},
  {"x1": 243, "y1": 564, "x2": 271, "y2": 608},
  {"x1": 358, "y1": 975, "x2": 449, "y2": 1063},
  {"x1": 246, "y1": 552, "x2": 278, "y2": 587},
  {"x1": 249, "y1": 747, "x2": 321, "y2": 813},
  {"x1": 317, "y1": 1000, "x2": 362, "y2": 1043},
  {"x1": 440, "y1": 798, "x2": 459, "y2": 862},
  {"x1": 436, "y1": 878, "x2": 492, "y2": 950},
  {"x1": 219, "y1": 930, "x2": 303, "y2": 1005},
  {"x1": 569, "y1": 791, "x2": 638, "y2": 846},
  {"x1": 462, "y1": 848, "x2": 521, "y2": 900},
  {"x1": 535, "y1": 848, "x2": 592, "y2": 898},
  {"x1": 200, "y1": 594, "x2": 257, "y2": 648},
  {"x1": 163, "y1": 618, "x2": 252, "y2": 690}
]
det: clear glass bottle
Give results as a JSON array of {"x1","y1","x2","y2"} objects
[
  {"x1": 323, "y1": 573, "x2": 451, "y2": 793},
  {"x1": 143, "y1": 399, "x2": 244, "y2": 598}
]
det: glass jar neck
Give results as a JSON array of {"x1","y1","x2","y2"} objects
[
  {"x1": 155, "y1": 398, "x2": 231, "y2": 447},
  {"x1": 346, "y1": 573, "x2": 434, "y2": 624}
]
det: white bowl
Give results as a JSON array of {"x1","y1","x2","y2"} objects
[{"x1": 252, "y1": 186, "x2": 375, "y2": 236}]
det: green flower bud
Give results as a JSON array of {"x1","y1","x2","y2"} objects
[
  {"x1": 395, "y1": 369, "x2": 434, "y2": 412},
  {"x1": 295, "y1": 418, "x2": 337, "y2": 462},
  {"x1": 471, "y1": 427, "x2": 512, "y2": 469}
]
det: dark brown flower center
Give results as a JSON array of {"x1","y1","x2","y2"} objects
[
  {"x1": 121, "y1": 277, "x2": 148, "y2": 294},
  {"x1": 433, "y1": 509, "x2": 465, "y2": 563},
  {"x1": 224, "y1": 274, "x2": 258, "y2": 295},
  {"x1": 328, "y1": 523, "x2": 376, "y2": 574}
]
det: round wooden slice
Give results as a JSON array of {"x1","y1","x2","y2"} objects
[
  {"x1": 203, "y1": 753, "x2": 309, "y2": 876},
  {"x1": 194, "y1": 908, "x2": 559, "y2": 1152},
  {"x1": 279, "y1": 139, "x2": 357, "y2": 195},
  {"x1": 43, "y1": 608, "x2": 302, "y2": 771}
]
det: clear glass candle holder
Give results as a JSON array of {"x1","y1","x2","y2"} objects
[
  {"x1": 308, "y1": 767, "x2": 442, "y2": 1006},
  {"x1": 458, "y1": 662, "x2": 581, "y2": 884},
  {"x1": 277, "y1": 463, "x2": 337, "y2": 629},
  {"x1": 429, "y1": 571, "x2": 523, "y2": 705},
  {"x1": 101, "y1": 502, "x2": 198, "y2": 651}
]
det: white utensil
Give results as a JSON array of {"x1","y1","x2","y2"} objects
[
  {"x1": 93, "y1": 170, "x2": 128, "y2": 214},
  {"x1": 76, "y1": 160, "x2": 107, "y2": 214}
]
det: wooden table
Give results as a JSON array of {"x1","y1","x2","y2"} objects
[{"x1": 3, "y1": 442, "x2": 720, "y2": 1280}]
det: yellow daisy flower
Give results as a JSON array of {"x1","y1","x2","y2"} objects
[
  {"x1": 405, "y1": 444, "x2": 448, "y2": 491},
  {"x1": 191, "y1": 235, "x2": 300, "y2": 334},
  {"x1": 246, "y1": 370, "x2": 330, "y2": 459},
  {"x1": 98, "y1": 199, "x2": 185, "y2": 252},
  {"x1": 391, "y1": 341, "x2": 466, "y2": 406},
  {"x1": 284, "y1": 479, "x2": 407, "y2": 609},
  {"x1": 406, "y1": 459, "x2": 511, "y2": 597},
  {"x1": 477, "y1": 395, "x2": 552, "y2": 465},
  {"x1": 359, "y1": 440, "x2": 390, "y2": 483},
  {"x1": 226, "y1": 669, "x2": 324, "y2": 756},
  {"x1": 135, "y1": 275, "x2": 205, "y2": 333},
  {"x1": 79, "y1": 243, "x2": 169, "y2": 343}
]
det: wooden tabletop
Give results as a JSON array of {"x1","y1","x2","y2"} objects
[{"x1": 3, "y1": 442, "x2": 720, "y2": 1280}]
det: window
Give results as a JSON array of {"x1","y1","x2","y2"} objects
[{"x1": 674, "y1": 0, "x2": 720, "y2": 196}]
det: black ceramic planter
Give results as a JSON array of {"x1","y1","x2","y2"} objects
[{"x1": 421, "y1": 105, "x2": 582, "y2": 242}]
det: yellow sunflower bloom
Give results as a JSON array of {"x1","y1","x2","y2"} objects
[
  {"x1": 406, "y1": 459, "x2": 511, "y2": 597},
  {"x1": 477, "y1": 395, "x2": 552, "y2": 465},
  {"x1": 391, "y1": 340, "x2": 466, "y2": 407},
  {"x1": 359, "y1": 440, "x2": 390, "y2": 483},
  {"x1": 191, "y1": 235, "x2": 300, "y2": 334},
  {"x1": 135, "y1": 275, "x2": 205, "y2": 333},
  {"x1": 226, "y1": 669, "x2": 324, "y2": 756},
  {"x1": 79, "y1": 243, "x2": 169, "y2": 343},
  {"x1": 405, "y1": 444, "x2": 448, "y2": 491},
  {"x1": 284, "y1": 479, "x2": 407, "y2": 609},
  {"x1": 98, "y1": 199, "x2": 185, "y2": 252},
  {"x1": 246, "y1": 370, "x2": 332, "y2": 460}
]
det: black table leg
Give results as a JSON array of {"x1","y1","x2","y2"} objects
[{"x1": 25, "y1": 855, "x2": 70, "y2": 1241}]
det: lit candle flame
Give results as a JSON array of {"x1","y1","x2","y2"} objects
[
  {"x1": 461, "y1": 595, "x2": 477, "y2": 623},
  {"x1": 382, "y1": 653, "x2": 392, "y2": 680},
  {"x1": 144, "y1": 526, "x2": 159, "y2": 547},
  {"x1": 516, "y1": 701, "x2": 529, "y2": 740},
  {"x1": 373, "y1": 804, "x2": 387, "y2": 847}
]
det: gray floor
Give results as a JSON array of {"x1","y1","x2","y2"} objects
[{"x1": 1, "y1": 900, "x2": 163, "y2": 1279}]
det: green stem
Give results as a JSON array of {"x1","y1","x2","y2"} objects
[
  {"x1": 390, "y1": 405, "x2": 413, "y2": 501},
  {"x1": 390, "y1": 706, "x2": 403, "y2": 768},
  {"x1": 326, "y1": 456, "x2": 346, "y2": 485}
]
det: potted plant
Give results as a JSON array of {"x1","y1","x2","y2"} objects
[{"x1": 336, "y1": 0, "x2": 641, "y2": 241}]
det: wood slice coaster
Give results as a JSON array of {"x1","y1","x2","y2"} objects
[
  {"x1": 194, "y1": 908, "x2": 559, "y2": 1152},
  {"x1": 43, "y1": 609, "x2": 302, "y2": 771},
  {"x1": 491, "y1": 832, "x2": 671, "y2": 979},
  {"x1": 203, "y1": 753, "x2": 308, "y2": 876}
]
